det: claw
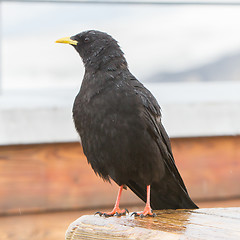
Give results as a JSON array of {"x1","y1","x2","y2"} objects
[
  {"x1": 131, "y1": 212, "x2": 138, "y2": 217},
  {"x1": 95, "y1": 208, "x2": 128, "y2": 217},
  {"x1": 131, "y1": 205, "x2": 156, "y2": 218},
  {"x1": 115, "y1": 212, "x2": 123, "y2": 217},
  {"x1": 103, "y1": 213, "x2": 113, "y2": 217},
  {"x1": 94, "y1": 211, "x2": 103, "y2": 216},
  {"x1": 132, "y1": 211, "x2": 156, "y2": 217}
]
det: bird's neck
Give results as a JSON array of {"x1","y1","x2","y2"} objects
[{"x1": 83, "y1": 47, "x2": 128, "y2": 72}]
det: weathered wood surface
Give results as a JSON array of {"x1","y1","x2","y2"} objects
[
  {"x1": 0, "y1": 136, "x2": 240, "y2": 215},
  {"x1": 66, "y1": 208, "x2": 240, "y2": 240}
]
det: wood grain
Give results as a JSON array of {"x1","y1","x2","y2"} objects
[
  {"x1": 0, "y1": 143, "x2": 142, "y2": 215},
  {"x1": 0, "y1": 136, "x2": 240, "y2": 215},
  {"x1": 171, "y1": 136, "x2": 240, "y2": 200},
  {"x1": 65, "y1": 208, "x2": 240, "y2": 240}
]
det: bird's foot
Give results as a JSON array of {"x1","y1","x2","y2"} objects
[
  {"x1": 95, "y1": 207, "x2": 129, "y2": 217},
  {"x1": 131, "y1": 205, "x2": 156, "y2": 218}
]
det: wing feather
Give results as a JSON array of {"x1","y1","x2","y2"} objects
[{"x1": 129, "y1": 75, "x2": 188, "y2": 194}]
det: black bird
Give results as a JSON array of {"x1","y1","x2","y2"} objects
[{"x1": 56, "y1": 30, "x2": 198, "y2": 217}]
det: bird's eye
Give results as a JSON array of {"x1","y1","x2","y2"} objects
[{"x1": 84, "y1": 37, "x2": 90, "y2": 43}]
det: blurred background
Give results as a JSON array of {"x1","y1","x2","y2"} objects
[{"x1": 0, "y1": 0, "x2": 240, "y2": 239}]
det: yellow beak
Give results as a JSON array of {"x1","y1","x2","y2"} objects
[{"x1": 55, "y1": 37, "x2": 78, "y2": 45}]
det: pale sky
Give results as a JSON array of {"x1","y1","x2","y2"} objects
[{"x1": 2, "y1": 2, "x2": 240, "y2": 89}]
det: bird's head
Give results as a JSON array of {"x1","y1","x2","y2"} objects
[{"x1": 56, "y1": 30, "x2": 127, "y2": 71}]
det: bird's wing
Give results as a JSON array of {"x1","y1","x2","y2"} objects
[{"x1": 128, "y1": 76, "x2": 188, "y2": 193}]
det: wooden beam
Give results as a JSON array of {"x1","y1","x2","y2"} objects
[
  {"x1": 65, "y1": 208, "x2": 240, "y2": 240},
  {"x1": 0, "y1": 136, "x2": 240, "y2": 215}
]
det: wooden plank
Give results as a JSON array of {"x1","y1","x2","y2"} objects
[
  {"x1": 171, "y1": 136, "x2": 240, "y2": 200},
  {"x1": 0, "y1": 143, "x2": 142, "y2": 215},
  {"x1": 65, "y1": 208, "x2": 240, "y2": 240},
  {"x1": 0, "y1": 136, "x2": 240, "y2": 215}
]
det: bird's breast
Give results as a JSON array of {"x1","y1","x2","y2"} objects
[
  {"x1": 73, "y1": 80, "x2": 144, "y2": 151},
  {"x1": 72, "y1": 79, "x2": 164, "y2": 185}
]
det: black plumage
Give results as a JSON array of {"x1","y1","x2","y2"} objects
[{"x1": 56, "y1": 30, "x2": 198, "y2": 216}]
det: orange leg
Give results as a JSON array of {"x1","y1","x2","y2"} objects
[
  {"x1": 131, "y1": 185, "x2": 156, "y2": 217},
  {"x1": 95, "y1": 185, "x2": 129, "y2": 217}
]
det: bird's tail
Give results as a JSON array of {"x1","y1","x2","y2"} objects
[
  {"x1": 127, "y1": 179, "x2": 198, "y2": 210},
  {"x1": 150, "y1": 186, "x2": 198, "y2": 210}
]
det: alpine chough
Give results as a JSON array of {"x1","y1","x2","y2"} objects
[{"x1": 56, "y1": 30, "x2": 198, "y2": 217}]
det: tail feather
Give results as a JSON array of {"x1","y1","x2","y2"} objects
[
  {"x1": 127, "y1": 179, "x2": 198, "y2": 210},
  {"x1": 127, "y1": 180, "x2": 147, "y2": 204},
  {"x1": 150, "y1": 187, "x2": 198, "y2": 210}
]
